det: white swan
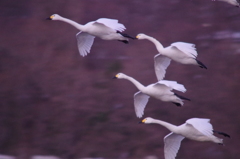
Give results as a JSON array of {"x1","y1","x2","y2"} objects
[
  {"x1": 113, "y1": 73, "x2": 190, "y2": 118},
  {"x1": 47, "y1": 14, "x2": 134, "y2": 57},
  {"x1": 140, "y1": 117, "x2": 230, "y2": 159},
  {"x1": 212, "y1": 0, "x2": 239, "y2": 7},
  {"x1": 136, "y1": 33, "x2": 207, "y2": 81}
]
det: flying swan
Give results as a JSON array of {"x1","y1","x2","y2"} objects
[
  {"x1": 113, "y1": 73, "x2": 190, "y2": 118},
  {"x1": 46, "y1": 14, "x2": 135, "y2": 57},
  {"x1": 136, "y1": 33, "x2": 207, "y2": 81},
  {"x1": 140, "y1": 117, "x2": 230, "y2": 159},
  {"x1": 212, "y1": 0, "x2": 240, "y2": 7}
]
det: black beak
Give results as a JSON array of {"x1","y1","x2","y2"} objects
[
  {"x1": 46, "y1": 17, "x2": 52, "y2": 20},
  {"x1": 112, "y1": 76, "x2": 117, "y2": 79}
]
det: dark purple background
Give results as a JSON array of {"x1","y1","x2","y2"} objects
[{"x1": 0, "y1": 0, "x2": 239, "y2": 158}]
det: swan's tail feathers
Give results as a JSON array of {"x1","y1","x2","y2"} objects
[
  {"x1": 118, "y1": 40, "x2": 129, "y2": 44},
  {"x1": 174, "y1": 93, "x2": 191, "y2": 101},
  {"x1": 213, "y1": 130, "x2": 231, "y2": 138},
  {"x1": 117, "y1": 31, "x2": 136, "y2": 39},
  {"x1": 172, "y1": 102, "x2": 182, "y2": 107},
  {"x1": 196, "y1": 59, "x2": 207, "y2": 69}
]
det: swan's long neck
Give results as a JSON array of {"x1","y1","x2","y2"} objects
[
  {"x1": 123, "y1": 75, "x2": 145, "y2": 91},
  {"x1": 152, "y1": 119, "x2": 178, "y2": 132},
  {"x1": 57, "y1": 16, "x2": 84, "y2": 31},
  {"x1": 144, "y1": 36, "x2": 164, "y2": 52}
]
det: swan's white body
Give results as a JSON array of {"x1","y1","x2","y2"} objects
[
  {"x1": 141, "y1": 117, "x2": 224, "y2": 159},
  {"x1": 48, "y1": 14, "x2": 129, "y2": 57},
  {"x1": 212, "y1": 0, "x2": 240, "y2": 7},
  {"x1": 136, "y1": 33, "x2": 206, "y2": 81},
  {"x1": 114, "y1": 73, "x2": 187, "y2": 118}
]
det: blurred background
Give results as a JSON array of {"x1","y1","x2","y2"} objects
[{"x1": 0, "y1": 0, "x2": 240, "y2": 158}]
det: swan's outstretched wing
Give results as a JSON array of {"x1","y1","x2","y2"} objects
[
  {"x1": 218, "y1": 0, "x2": 239, "y2": 6},
  {"x1": 76, "y1": 32, "x2": 95, "y2": 57},
  {"x1": 164, "y1": 132, "x2": 185, "y2": 159},
  {"x1": 96, "y1": 18, "x2": 126, "y2": 32},
  {"x1": 171, "y1": 42, "x2": 197, "y2": 58},
  {"x1": 158, "y1": 80, "x2": 186, "y2": 93},
  {"x1": 134, "y1": 91, "x2": 150, "y2": 118},
  {"x1": 186, "y1": 118, "x2": 213, "y2": 137},
  {"x1": 154, "y1": 54, "x2": 171, "y2": 81}
]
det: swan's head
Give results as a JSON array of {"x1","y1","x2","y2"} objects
[
  {"x1": 140, "y1": 117, "x2": 154, "y2": 124},
  {"x1": 112, "y1": 73, "x2": 126, "y2": 79},
  {"x1": 46, "y1": 14, "x2": 61, "y2": 20},
  {"x1": 136, "y1": 33, "x2": 147, "y2": 40}
]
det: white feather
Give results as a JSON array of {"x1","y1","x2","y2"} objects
[
  {"x1": 213, "y1": 0, "x2": 240, "y2": 6},
  {"x1": 134, "y1": 91, "x2": 150, "y2": 118},
  {"x1": 186, "y1": 118, "x2": 213, "y2": 137},
  {"x1": 164, "y1": 133, "x2": 185, "y2": 159},
  {"x1": 158, "y1": 80, "x2": 186, "y2": 93},
  {"x1": 171, "y1": 42, "x2": 197, "y2": 58},
  {"x1": 76, "y1": 32, "x2": 95, "y2": 57},
  {"x1": 96, "y1": 18, "x2": 126, "y2": 32},
  {"x1": 154, "y1": 54, "x2": 171, "y2": 81}
]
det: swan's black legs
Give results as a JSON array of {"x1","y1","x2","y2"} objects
[
  {"x1": 117, "y1": 31, "x2": 136, "y2": 39},
  {"x1": 213, "y1": 130, "x2": 231, "y2": 138},
  {"x1": 196, "y1": 59, "x2": 207, "y2": 69},
  {"x1": 118, "y1": 40, "x2": 129, "y2": 44},
  {"x1": 172, "y1": 102, "x2": 182, "y2": 107},
  {"x1": 174, "y1": 93, "x2": 191, "y2": 101}
]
